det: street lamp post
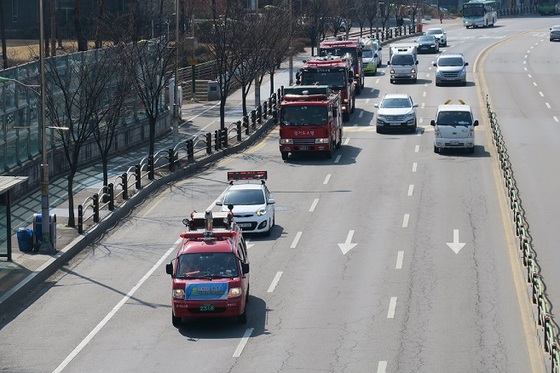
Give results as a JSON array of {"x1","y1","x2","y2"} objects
[
  {"x1": 289, "y1": 0, "x2": 293, "y2": 86},
  {"x1": 38, "y1": 0, "x2": 54, "y2": 254},
  {"x1": 173, "y1": 0, "x2": 180, "y2": 147}
]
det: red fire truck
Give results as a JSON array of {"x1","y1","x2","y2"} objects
[
  {"x1": 165, "y1": 210, "x2": 250, "y2": 326},
  {"x1": 296, "y1": 55, "x2": 356, "y2": 122},
  {"x1": 319, "y1": 38, "x2": 365, "y2": 95},
  {"x1": 278, "y1": 85, "x2": 343, "y2": 160}
]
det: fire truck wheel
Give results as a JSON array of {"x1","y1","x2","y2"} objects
[
  {"x1": 281, "y1": 152, "x2": 289, "y2": 160},
  {"x1": 356, "y1": 84, "x2": 361, "y2": 95},
  {"x1": 351, "y1": 98, "x2": 355, "y2": 113},
  {"x1": 172, "y1": 313, "x2": 182, "y2": 328},
  {"x1": 335, "y1": 131, "x2": 342, "y2": 149}
]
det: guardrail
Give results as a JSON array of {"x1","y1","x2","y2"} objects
[
  {"x1": 77, "y1": 91, "x2": 281, "y2": 234},
  {"x1": 485, "y1": 94, "x2": 560, "y2": 372}
]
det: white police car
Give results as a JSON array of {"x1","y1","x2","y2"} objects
[{"x1": 216, "y1": 171, "x2": 276, "y2": 236}]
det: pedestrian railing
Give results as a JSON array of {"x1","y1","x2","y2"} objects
[
  {"x1": 77, "y1": 91, "x2": 281, "y2": 234},
  {"x1": 485, "y1": 94, "x2": 560, "y2": 372}
]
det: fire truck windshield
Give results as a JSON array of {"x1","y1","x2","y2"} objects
[
  {"x1": 281, "y1": 106, "x2": 328, "y2": 126},
  {"x1": 301, "y1": 70, "x2": 346, "y2": 89},
  {"x1": 320, "y1": 47, "x2": 357, "y2": 64}
]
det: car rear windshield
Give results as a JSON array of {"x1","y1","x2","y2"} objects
[
  {"x1": 224, "y1": 189, "x2": 265, "y2": 205},
  {"x1": 437, "y1": 111, "x2": 472, "y2": 126}
]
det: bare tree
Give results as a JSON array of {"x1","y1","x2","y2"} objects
[
  {"x1": 0, "y1": 0, "x2": 7, "y2": 69},
  {"x1": 119, "y1": 38, "x2": 175, "y2": 158},
  {"x1": 90, "y1": 49, "x2": 131, "y2": 187},
  {"x1": 44, "y1": 53, "x2": 116, "y2": 226},
  {"x1": 203, "y1": 0, "x2": 247, "y2": 129}
]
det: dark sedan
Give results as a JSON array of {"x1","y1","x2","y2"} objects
[
  {"x1": 416, "y1": 35, "x2": 439, "y2": 53},
  {"x1": 551, "y1": 25, "x2": 560, "y2": 42}
]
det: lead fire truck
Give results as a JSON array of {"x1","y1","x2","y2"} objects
[
  {"x1": 319, "y1": 38, "x2": 365, "y2": 95},
  {"x1": 278, "y1": 85, "x2": 343, "y2": 160},
  {"x1": 165, "y1": 209, "x2": 250, "y2": 326}
]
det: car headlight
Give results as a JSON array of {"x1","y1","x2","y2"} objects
[
  {"x1": 280, "y1": 138, "x2": 293, "y2": 145},
  {"x1": 458, "y1": 69, "x2": 466, "y2": 77},
  {"x1": 228, "y1": 287, "x2": 242, "y2": 298},
  {"x1": 256, "y1": 207, "x2": 267, "y2": 216},
  {"x1": 173, "y1": 288, "x2": 185, "y2": 299}
]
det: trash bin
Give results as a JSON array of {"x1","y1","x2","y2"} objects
[
  {"x1": 32, "y1": 213, "x2": 57, "y2": 250},
  {"x1": 17, "y1": 228, "x2": 34, "y2": 252},
  {"x1": 416, "y1": 23, "x2": 423, "y2": 33},
  {"x1": 207, "y1": 81, "x2": 220, "y2": 101}
]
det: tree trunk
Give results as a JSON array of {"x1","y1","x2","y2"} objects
[
  {"x1": 0, "y1": 1, "x2": 8, "y2": 69},
  {"x1": 67, "y1": 171, "x2": 76, "y2": 227},
  {"x1": 95, "y1": 0, "x2": 105, "y2": 49},
  {"x1": 50, "y1": 0, "x2": 56, "y2": 56},
  {"x1": 74, "y1": 0, "x2": 87, "y2": 51}
]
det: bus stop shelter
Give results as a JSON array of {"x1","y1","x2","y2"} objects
[{"x1": 0, "y1": 176, "x2": 28, "y2": 262}]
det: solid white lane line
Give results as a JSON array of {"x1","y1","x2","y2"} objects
[
  {"x1": 407, "y1": 185, "x2": 414, "y2": 197},
  {"x1": 377, "y1": 361, "x2": 388, "y2": 373},
  {"x1": 396, "y1": 251, "x2": 404, "y2": 269},
  {"x1": 267, "y1": 271, "x2": 283, "y2": 293},
  {"x1": 334, "y1": 154, "x2": 342, "y2": 163},
  {"x1": 53, "y1": 240, "x2": 181, "y2": 373},
  {"x1": 402, "y1": 214, "x2": 409, "y2": 228},
  {"x1": 387, "y1": 297, "x2": 397, "y2": 318},
  {"x1": 233, "y1": 328, "x2": 254, "y2": 357},
  {"x1": 291, "y1": 232, "x2": 303, "y2": 249},
  {"x1": 309, "y1": 198, "x2": 319, "y2": 212},
  {"x1": 323, "y1": 174, "x2": 331, "y2": 184},
  {"x1": 412, "y1": 162, "x2": 417, "y2": 172}
]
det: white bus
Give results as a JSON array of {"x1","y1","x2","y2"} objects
[{"x1": 462, "y1": 0, "x2": 497, "y2": 28}]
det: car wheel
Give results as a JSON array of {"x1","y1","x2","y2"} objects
[
  {"x1": 335, "y1": 129, "x2": 342, "y2": 149},
  {"x1": 238, "y1": 295, "x2": 248, "y2": 324},
  {"x1": 434, "y1": 145, "x2": 440, "y2": 153},
  {"x1": 469, "y1": 146, "x2": 475, "y2": 154},
  {"x1": 410, "y1": 124, "x2": 417, "y2": 133},
  {"x1": 376, "y1": 126, "x2": 383, "y2": 134},
  {"x1": 172, "y1": 313, "x2": 182, "y2": 328}
]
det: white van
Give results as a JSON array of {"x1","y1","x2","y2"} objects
[
  {"x1": 388, "y1": 43, "x2": 417, "y2": 62},
  {"x1": 431, "y1": 101, "x2": 479, "y2": 154}
]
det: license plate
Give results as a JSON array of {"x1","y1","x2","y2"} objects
[
  {"x1": 390, "y1": 123, "x2": 401, "y2": 126},
  {"x1": 237, "y1": 223, "x2": 251, "y2": 228},
  {"x1": 200, "y1": 304, "x2": 214, "y2": 312},
  {"x1": 300, "y1": 146, "x2": 309, "y2": 150}
]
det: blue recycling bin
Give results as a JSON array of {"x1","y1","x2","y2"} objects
[
  {"x1": 17, "y1": 228, "x2": 34, "y2": 252},
  {"x1": 32, "y1": 213, "x2": 57, "y2": 250}
]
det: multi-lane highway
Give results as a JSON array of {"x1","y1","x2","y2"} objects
[{"x1": 0, "y1": 17, "x2": 557, "y2": 373}]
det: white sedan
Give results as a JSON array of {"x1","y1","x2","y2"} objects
[
  {"x1": 425, "y1": 27, "x2": 447, "y2": 47},
  {"x1": 216, "y1": 180, "x2": 275, "y2": 236}
]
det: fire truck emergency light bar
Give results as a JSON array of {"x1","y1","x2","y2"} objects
[{"x1": 227, "y1": 171, "x2": 267, "y2": 181}]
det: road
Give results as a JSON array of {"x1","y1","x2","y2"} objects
[{"x1": 0, "y1": 17, "x2": 553, "y2": 373}]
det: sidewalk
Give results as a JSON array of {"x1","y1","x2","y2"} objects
[{"x1": 0, "y1": 51, "x2": 300, "y2": 314}]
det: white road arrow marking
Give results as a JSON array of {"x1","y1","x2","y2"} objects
[
  {"x1": 446, "y1": 229, "x2": 466, "y2": 254},
  {"x1": 338, "y1": 230, "x2": 357, "y2": 255}
]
